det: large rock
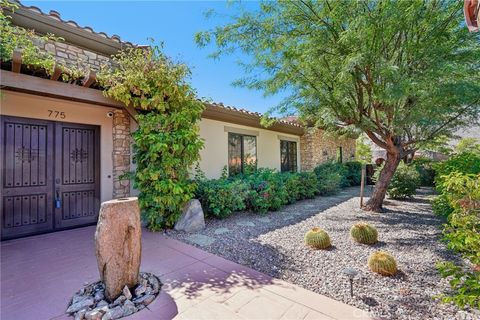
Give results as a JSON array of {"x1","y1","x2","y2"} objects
[
  {"x1": 95, "y1": 197, "x2": 141, "y2": 302},
  {"x1": 174, "y1": 199, "x2": 205, "y2": 232}
]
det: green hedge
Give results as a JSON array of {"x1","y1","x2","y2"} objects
[{"x1": 194, "y1": 161, "x2": 361, "y2": 217}]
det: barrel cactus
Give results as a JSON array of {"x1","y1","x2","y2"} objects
[
  {"x1": 368, "y1": 251, "x2": 397, "y2": 276},
  {"x1": 304, "y1": 227, "x2": 331, "y2": 249},
  {"x1": 350, "y1": 222, "x2": 378, "y2": 245}
]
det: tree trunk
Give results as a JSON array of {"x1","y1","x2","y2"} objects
[{"x1": 363, "y1": 149, "x2": 402, "y2": 212}]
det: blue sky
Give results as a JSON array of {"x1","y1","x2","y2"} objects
[{"x1": 23, "y1": 1, "x2": 286, "y2": 114}]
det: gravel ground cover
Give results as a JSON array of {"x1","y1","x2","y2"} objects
[{"x1": 167, "y1": 187, "x2": 478, "y2": 320}]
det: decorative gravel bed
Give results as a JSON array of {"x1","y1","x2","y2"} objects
[{"x1": 167, "y1": 187, "x2": 478, "y2": 320}]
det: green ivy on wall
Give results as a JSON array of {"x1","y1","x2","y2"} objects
[{"x1": 98, "y1": 46, "x2": 204, "y2": 229}]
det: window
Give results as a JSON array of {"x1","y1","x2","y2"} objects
[
  {"x1": 280, "y1": 140, "x2": 297, "y2": 172},
  {"x1": 228, "y1": 133, "x2": 257, "y2": 175}
]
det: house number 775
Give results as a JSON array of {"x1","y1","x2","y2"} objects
[{"x1": 48, "y1": 110, "x2": 66, "y2": 119}]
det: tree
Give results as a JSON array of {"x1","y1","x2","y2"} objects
[
  {"x1": 454, "y1": 137, "x2": 480, "y2": 154},
  {"x1": 196, "y1": 0, "x2": 480, "y2": 211}
]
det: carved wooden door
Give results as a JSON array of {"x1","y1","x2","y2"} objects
[
  {"x1": 54, "y1": 122, "x2": 100, "y2": 229},
  {"x1": 1, "y1": 117, "x2": 101, "y2": 240},
  {"x1": 1, "y1": 116, "x2": 54, "y2": 239}
]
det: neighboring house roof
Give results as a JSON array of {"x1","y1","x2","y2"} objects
[{"x1": 7, "y1": 0, "x2": 138, "y2": 56}]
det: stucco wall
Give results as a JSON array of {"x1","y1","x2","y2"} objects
[
  {"x1": 300, "y1": 129, "x2": 356, "y2": 171},
  {"x1": 0, "y1": 90, "x2": 116, "y2": 202},
  {"x1": 198, "y1": 118, "x2": 302, "y2": 179}
]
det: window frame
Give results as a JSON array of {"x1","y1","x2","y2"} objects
[
  {"x1": 280, "y1": 140, "x2": 298, "y2": 173},
  {"x1": 228, "y1": 132, "x2": 257, "y2": 176}
]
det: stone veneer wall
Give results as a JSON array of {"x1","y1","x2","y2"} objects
[
  {"x1": 300, "y1": 129, "x2": 356, "y2": 171},
  {"x1": 32, "y1": 38, "x2": 112, "y2": 71},
  {"x1": 112, "y1": 109, "x2": 131, "y2": 198}
]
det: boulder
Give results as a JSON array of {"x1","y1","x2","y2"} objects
[
  {"x1": 95, "y1": 197, "x2": 141, "y2": 301},
  {"x1": 174, "y1": 199, "x2": 205, "y2": 232}
]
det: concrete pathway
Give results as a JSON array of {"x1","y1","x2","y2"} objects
[{"x1": 1, "y1": 226, "x2": 371, "y2": 320}]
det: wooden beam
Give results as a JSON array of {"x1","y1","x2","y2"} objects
[
  {"x1": 51, "y1": 64, "x2": 62, "y2": 81},
  {"x1": 82, "y1": 70, "x2": 96, "y2": 88},
  {"x1": 12, "y1": 50, "x2": 22, "y2": 73},
  {"x1": 123, "y1": 105, "x2": 139, "y2": 124},
  {"x1": 1, "y1": 69, "x2": 124, "y2": 108}
]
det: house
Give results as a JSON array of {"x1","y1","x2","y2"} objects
[{"x1": 0, "y1": 2, "x2": 355, "y2": 240}]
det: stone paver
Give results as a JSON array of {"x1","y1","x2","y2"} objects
[
  {"x1": 213, "y1": 227, "x2": 230, "y2": 235},
  {"x1": 1, "y1": 226, "x2": 371, "y2": 320},
  {"x1": 185, "y1": 234, "x2": 215, "y2": 246},
  {"x1": 256, "y1": 217, "x2": 271, "y2": 223},
  {"x1": 236, "y1": 221, "x2": 255, "y2": 227}
]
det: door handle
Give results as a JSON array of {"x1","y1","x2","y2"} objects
[{"x1": 55, "y1": 189, "x2": 62, "y2": 209}]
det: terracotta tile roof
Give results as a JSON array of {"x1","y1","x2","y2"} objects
[
  {"x1": 11, "y1": 0, "x2": 137, "y2": 48},
  {"x1": 204, "y1": 101, "x2": 303, "y2": 129}
]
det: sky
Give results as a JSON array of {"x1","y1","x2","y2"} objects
[{"x1": 23, "y1": 1, "x2": 286, "y2": 114}]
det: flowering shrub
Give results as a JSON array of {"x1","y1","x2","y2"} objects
[
  {"x1": 195, "y1": 178, "x2": 248, "y2": 218},
  {"x1": 244, "y1": 169, "x2": 288, "y2": 213}
]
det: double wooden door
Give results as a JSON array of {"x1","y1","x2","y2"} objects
[{"x1": 1, "y1": 116, "x2": 100, "y2": 240}]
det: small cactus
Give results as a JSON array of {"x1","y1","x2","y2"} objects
[
  {"x1": 304, "y1": 227, "x2": 331, "y2": 249},
  {"x1": 350, "y1": 222, "x2": 378, "y2": 245},
  {"x1": 368, "y1": 251, "x2": 397, "y2": 276}
]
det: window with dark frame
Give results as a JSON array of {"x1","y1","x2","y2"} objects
[
  {"x1": 228, "y1": 132, "x2": 257, "y2": 175},
  {"x1": 280, "y1": 140, "x2": 297, "y2": 173}
]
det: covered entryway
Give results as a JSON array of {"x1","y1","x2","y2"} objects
[{"x1": 1, "y1": 116, "x2": 100, "y2": 240}]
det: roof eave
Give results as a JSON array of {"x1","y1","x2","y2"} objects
[{"x1": 7, "y1": 6, "x2": 128, "y2": 56}]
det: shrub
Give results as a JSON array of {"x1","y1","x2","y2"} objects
[
  {"x1": 375, "y1": 162, "x2": 420, "y2": 199},
  {"x1": 412, "y1": 157, "x2": 436, "y2": 187},
  {"x1": 350, "y1": 222, "x2": 378, "y2": 245},
  {"x1": 297, "y1": 172, "x2": 320, "y2": 199},
  {"x1": 437, "y1": 261, "x2": 480, "y2": 309},
  {"x1": 434, "y1": 152, "x2": 480, "y2": 193},
  {"x1": 434, "y1": 171, "x2": 480, "y2": 309},
  {"x1": 368, "y1": 251, "x2": 397, "y2": 276},
  {"x1": 317, "y1": 172, "x2": 342, "y2": 195},
  {"x1": 195, "y1": 179, "x2": 248, "y2": 218},
  {"x1": 281, "y1": 173, "x2": 302, "y2": 204},
  {"x1": 314, "y1": 162, "x2": 349, "y2": 188},
  {"x1": 432, "y1": 193, "x2": 453, "y2": 218},
  {"x1": 344, "y1": 161, "x2": 362, "y2": 186},
  {"x1": 439, "y1": 173, "x2": 480, "y2": 263},
  {"x1": 244, "y1": 169, "x2": 288, "y2": 213},
  {"x1": 304, "y1": 227, "x2": 331, "y2": 249}
]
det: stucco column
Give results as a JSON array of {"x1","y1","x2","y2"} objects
[{"x1": 112, "y1": 109, "x2": 131, "y2": 198}]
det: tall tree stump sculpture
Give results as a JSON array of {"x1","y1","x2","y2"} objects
[{"x1": 95, "y1": 197, "x2": 141, "y2": 301}]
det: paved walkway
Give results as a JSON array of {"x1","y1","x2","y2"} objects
[{"x1": 1, "y1": 226, "x2": 371, "y2": 320}]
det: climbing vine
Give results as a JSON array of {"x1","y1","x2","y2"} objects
[{"x1": 98, "y1": 46, "x2": 204, "y2": 230}]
